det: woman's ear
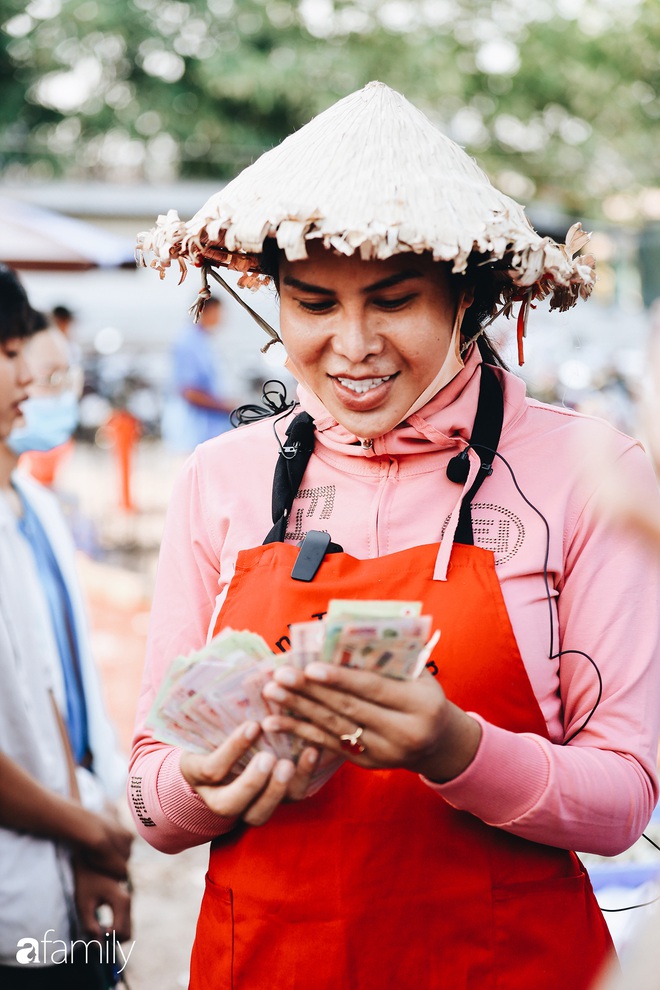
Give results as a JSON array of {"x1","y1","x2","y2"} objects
[
  {"x1": 454, "y1": 285, "x2": 475, "y2": 333},
  {"x1": 458, "y1": 279, "x2": 476, "y2": 314},
  {"x1": 454, "y1": 284, "x2": 477, "y2": 357}
]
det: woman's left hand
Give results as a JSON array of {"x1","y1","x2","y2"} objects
[{"x1": 262, "y1": 663, "x2": 482, "y2": 783}]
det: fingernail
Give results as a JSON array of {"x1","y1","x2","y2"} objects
[
  {"x1": 263, "y1": 683, "x2": 287, "y2": 702},
  {"x1": 256, "y1": 752, "x2": 275, "y2": 773},
  {"x1": 243, "y1": 721, "x2": 260, "y2": 741},
  {"x1": 304, "y1": 748, "x2": 319, "y2": 768},
  {"x1": 305, "y1": 663, "x2": 329, "y2": 681},
  {"x1": 274, "y1": 761, "x2": 295, "y2": 783},
  {"x1": 275, "y1": 667, "x2": 297, "y2": 686}
]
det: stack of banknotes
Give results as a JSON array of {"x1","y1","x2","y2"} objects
[{"x1": 147, "y1": 599, "x2": 437, "y2": 792}]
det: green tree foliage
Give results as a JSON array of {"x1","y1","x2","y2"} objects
[{"x1": 0, "y1": 0, "x2": 657, "y2": 218}]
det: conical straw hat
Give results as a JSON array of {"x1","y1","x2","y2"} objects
[{"x1": 137, "y1": 81, "x2": 594, "y2": 314}]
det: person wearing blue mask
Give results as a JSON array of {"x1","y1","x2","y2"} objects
[
  {"x1": 11, "y1": 326, "x2": 82, "y2": 488},
  {"x1": 9, "y1": 372, "x2": 79, "y2": 455},
  {"x1": 0, "y1": 268, "x2": 132, "y2": 988},
  {"x1": 7, "y1": 324, "x2": 127, "y2": 811}
]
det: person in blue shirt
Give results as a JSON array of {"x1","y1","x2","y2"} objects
[{"x1": 162, "y1": 296, "x2": 235, "y2": 452}]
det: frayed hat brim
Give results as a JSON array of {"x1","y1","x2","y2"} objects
[{"x1": 136, "y1": 82, "x2": 594, "y2": 313}]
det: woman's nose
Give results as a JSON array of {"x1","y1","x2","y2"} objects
[{"x1": 331, "y1": 312, "x2": 384, "y2": 363}]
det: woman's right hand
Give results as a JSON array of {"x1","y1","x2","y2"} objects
[{"x1": 180, "y1": 721, "x2": 319, "y2": 827}]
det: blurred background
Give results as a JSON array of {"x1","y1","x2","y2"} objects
[{"x1": 1, "y1": 0, "x2": 659, "y2": 985}]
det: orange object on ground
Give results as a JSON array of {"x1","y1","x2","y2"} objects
[
  {"x1": 103, "y1": 410, "x2": 141, "y2": 512},
  {"x1": 190, "y1": 540, "x2": 614, "y2": 990}
]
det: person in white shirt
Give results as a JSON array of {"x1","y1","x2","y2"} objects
[{"x1": 0, "y1": 265, "x2": 132, "y2": 989}]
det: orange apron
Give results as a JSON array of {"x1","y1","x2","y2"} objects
[
  {"x1": 191, "y1": 370, "x2": 612, "y2": 988},
  {"x1": 189, "y1": 539, "x2": 613, "y2": 989}
]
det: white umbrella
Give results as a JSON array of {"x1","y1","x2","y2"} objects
[{"x1": 0, "y1": 194, "x2": 136, "y2": 271}]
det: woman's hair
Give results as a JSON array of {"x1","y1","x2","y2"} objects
[
  {"x1": 258, "y1": 240, "x2": 507, "y2": 368},
  {"x1": 452, "y1": 255, "x2": 508, "y2": 369},
  {"x1": 0, "y1": 264, "x2": 43, "y2": 343}
]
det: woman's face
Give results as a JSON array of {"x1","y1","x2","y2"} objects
[
  {"x1": 279, "y1": 246, "x2": 458, "y2": 438},
  {"x1": 0, "y1": 338, "x2": 32, "y2": 441}
]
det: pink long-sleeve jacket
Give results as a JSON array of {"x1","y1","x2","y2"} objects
[{"x1": 130, "y1": 348, "x2": 660, "y2": 856}]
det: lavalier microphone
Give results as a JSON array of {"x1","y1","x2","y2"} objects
[{"x1": 446, "y1": 448, "x2": 471, "y2": 484}]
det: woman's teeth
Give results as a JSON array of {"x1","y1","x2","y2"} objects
[{"x1": 336, "y1": 376, "x2": 392, "y2": 394}]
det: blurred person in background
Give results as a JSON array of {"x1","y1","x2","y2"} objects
[
  {"x1": 51, "y1": 306, "x2": 75, "y2": 340},
  {"x1": 591, "y1": 299, "x2": 660, "y2": 547},
  {"x1": 161, "y1": 294, "x2": 236, "y2": 452},
  {"x1": 9, "y1": 322, "x2": 127, "y2": 810},
  {"x1": 0, "y1": 265, "x2": 131, "y2": 989},
  {"x1": 25, "y1": 307, "x2": 81, "y2": 488},
  {"x1": 51, "y1": 305, "x2": 82, "y2": 367}
]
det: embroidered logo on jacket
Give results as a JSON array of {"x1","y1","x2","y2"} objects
[
  {"x1": 285, "y1": 485, "x2": 336, "y2": 542},
  {"x1": 443, "y1": 503, "x2": 525, "y2": 564}
]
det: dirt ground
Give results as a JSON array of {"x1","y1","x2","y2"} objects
[{"x1": 123, "y1": 840, "x2": 208, "y2": 989}]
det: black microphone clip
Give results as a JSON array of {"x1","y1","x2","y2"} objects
[{"x1": 446, "y1": 448, "x2": 471, "y2": 484}]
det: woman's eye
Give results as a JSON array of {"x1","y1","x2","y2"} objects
[
  {"x1": 2, "y1": 339, "x2": 22, "y2": 359},
  {"x1": 374, "y1": 293, "x2": 416, "y2": 310},
  {"x1": 297, "y1": 299, "x2": 335, "y2": 313}
]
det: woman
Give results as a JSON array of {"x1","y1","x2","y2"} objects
[
  {"x1": 0, "y1": 266, "x2": 131, "y2": 988},
  {"x1": 131, "y1": 84, "x2": 660, "y2": 990}
]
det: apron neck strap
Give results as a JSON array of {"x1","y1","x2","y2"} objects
[
  {"x1": 453, "y1": 364, "x2": 504, "y2": 545},
  {"x1": 264, "y1": 411, "x2": 316, "y2": 545}
]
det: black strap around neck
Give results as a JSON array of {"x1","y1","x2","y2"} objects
[
  {"x1": 453, "y1": 364, "x2": 504, "y2": 545},
  {"x1": 263, "y1": 412, "x2": 316, "y2": 545}
]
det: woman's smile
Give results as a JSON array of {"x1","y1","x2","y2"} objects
[
  {"x1": 334, "y1": 374, "x2": 395, "y2": 393},
  {"x1": 329, "y1": 372, "x2": 398, "y2": 412}
]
